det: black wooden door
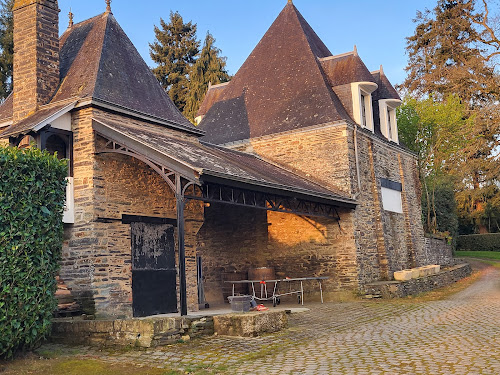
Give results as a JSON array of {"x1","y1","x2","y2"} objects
[{"x1": 131, "y1": 222, "x2": 177, "y2": 317}]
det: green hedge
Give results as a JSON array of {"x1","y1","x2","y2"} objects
[
  {"x1": 456, "y1": 234, "x2": 500, "y2": 252},
  {"x1": 0, "y1": 146, "x2": 67, "y2": 358}
]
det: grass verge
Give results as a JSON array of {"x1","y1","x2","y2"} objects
[{"x1": 455, "y1": 251, "x2": 500, "y2": 260}]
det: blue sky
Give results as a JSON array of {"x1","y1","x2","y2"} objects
[{"x1": 59, "y1": 0, "x2": 438, "y2": 86}]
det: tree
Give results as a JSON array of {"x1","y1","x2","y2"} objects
[
  {"x1": 400, "y1": 0, "x2": 500, "y2": 234},
  {"x1": 0, "y1": 0, "x2": 13, "y2": 100},
  {"x1": 397, "y1": 95, "x2": 474, "y2": 235},
  {"x1": 401, "y1": 0, "x2": 498, "y2": 105},
  {"x1": 184, "y1": 32, "x2": 230, "y2": 123},
  {"x1": 150, "y1": 11, "x2": 199, "y2": 113}
]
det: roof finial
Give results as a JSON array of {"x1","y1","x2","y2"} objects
[
  {"x1": 105, "y1": 0, "x2": 111, "y2": 13},
  {"x1": 353, "y1": 45, "x2": 358, "y2": 56},
  {"x1": 68, "y1": 9, "x2": 74, "y2": 28},
  {"x1": 380, "y1": 64, "x2": 384, "y2": 75},
  {"x1": 288, "y1": 0, "x2": 293, "y2": 4}
]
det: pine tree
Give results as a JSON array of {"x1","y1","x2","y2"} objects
[
  {"x1": 401, "y1": 0, "x2": 498, "y2": 106},
  {"x1": 149, "y1": 11, "x2": 199, "y2": 112},
  {"x1": 401, "y1": 0, "x2": 500, "y2": 234},
  {"x1": 0, "y1": 0, "x2": 13, "y2": 100},
  {"x1": 184, "y1": 32, "x2": 230, "y2": 123}
]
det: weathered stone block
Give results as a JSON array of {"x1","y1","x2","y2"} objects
[
  {"x1": 213, "y1": 311, "x2": 287, "y2": 337},
  {"x1": 394, "y1": 270, "x2": 412, "y2": 281}
]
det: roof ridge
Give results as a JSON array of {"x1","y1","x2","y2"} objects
[
  {"x1": 89, "y1": 13, "x2": 112, "y2": 100},
  {"x1": 318, "y1": 50, "x2": 356, "y2": 62}
]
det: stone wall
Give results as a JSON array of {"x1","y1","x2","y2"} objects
[
  {"x1": 418, "y1": 237, "x2": 455, "y2": 266},
  {"x1": 197, "y1": 202, "x2": 357, "y2": 306},
  {"x1": 13, "y1": 0, "x2": 59, "y2": 122},
  {"x1": 60, "y1": 108, "x2": 204, "y2": 318},
  {"x1": 363, "y1": 263, "x2": 472, "y2": 298},
  {"x1": 245, "y1": 123, "x2": 426, "y2": 287},
  {"x1": 51, "y1": 315, "x2": 214, "y2": 348}
]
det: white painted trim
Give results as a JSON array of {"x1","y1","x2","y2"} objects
[
  {"x1": 32, "y1": 102, "x2": 77, "y2": 132},
  {"x1": 351, "y1": 82, "x2": 377, "y2": 131},
  {"x1": 63, "y1": 177, "x2": 75, "y2": 224},
  {"x1": 379, "y1": 99, "x2": 402, "y2": 144}
]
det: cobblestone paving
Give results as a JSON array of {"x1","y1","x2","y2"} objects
[{"x1": 45, "y1": 265, "x2": 500, "y2": 374}]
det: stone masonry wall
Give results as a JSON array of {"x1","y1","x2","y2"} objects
[
  {"x1": 197, "y1": 202, "x2": 357, "y2": 306},
  {"x1": 349, "y1": 128, "x2": 426, "y2": 282},
  {"x1": 418, "y1": 237, "x2": 454, "y2": 266},
  {"x1": 61, "y1": 108, "x2": 204, "y2": 318},
  {"x1": 246, "y1": 123, "x2": 426, "y2": 288},
  {"x1": 13, "y1": 0, "x2": 59, "y2": 122}
]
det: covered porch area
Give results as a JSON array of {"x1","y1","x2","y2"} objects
[{"x1": 92, "y1": 116, "x2": 357, "y2": 318}]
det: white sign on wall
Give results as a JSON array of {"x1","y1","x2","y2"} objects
[{"x1": 381, "y1": 186, "x2": 403, "y2": 214}]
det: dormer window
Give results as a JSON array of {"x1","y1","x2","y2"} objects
[
  {"x1": 379, "y1": 99, "x2": 402, "y2": 143},
  {"x1": 351, "y1": 82, "x2": 378, "y2": 131}
]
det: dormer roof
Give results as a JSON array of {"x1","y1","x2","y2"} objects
[{"x1": 319, "y1": 51, "x2": 376, "y2": 87}]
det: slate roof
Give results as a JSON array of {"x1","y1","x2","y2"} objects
[
  {"x1": 0, "y1": 11, "x2": 200, "y2": 136},
  {"x1": 196, "y1": 82, "x2": 228, "y2": 117},
  {"x1": 320, "y1": 52, "x2": 376, "y2": 87},
  {"x1": 93, "y1": 115, "x2": 355, "y2": 207},
  {"x1": 198, "y1": 3, "x2": 405, "y2": 147},
  {"x1": 198, "y1": 2, "x2": 350, "y2": 144},
  {"x1": 0, "y1": 94, "x2": 12, "y2": 123}
]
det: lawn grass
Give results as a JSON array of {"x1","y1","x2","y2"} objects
[{"x1": 455, "y1": 251, "x2": 500, "y2": 260}]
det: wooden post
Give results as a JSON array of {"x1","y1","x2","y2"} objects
[{"x1": 176, "y1": 174, "x2": 187, "y2": 316}]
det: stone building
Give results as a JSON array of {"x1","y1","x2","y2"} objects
[{"x1": 0, "y1": 1, "x2": 437, "y2": 318}]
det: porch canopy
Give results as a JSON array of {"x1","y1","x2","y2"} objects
[{"x1": 92, "y1": 116, "x2": 357, "y2": 315}]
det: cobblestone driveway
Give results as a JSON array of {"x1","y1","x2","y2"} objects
[{"x1": 47, "y1": 263, "x2": 500, "y2": 374}]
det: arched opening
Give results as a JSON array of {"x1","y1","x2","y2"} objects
[
  {"x1": 45, "y1": 134, "x2": 67, "y2": 160},
  {"x1": 17, "y1": 135, "x2": 36, "y2": 149}
]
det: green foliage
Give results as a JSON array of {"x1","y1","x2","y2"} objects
[
  {"x1": 456, "y1": 234, "x2": 500, "y2": 252},
  {"x1": 397, "y1": 95, "x2": 473, "y2": 235},
  {"x1": 0, "y1": 0, "x2": 13, "y2": 99},
  {"x1": 400, "y1": 0, "x2": 500, "y2": 234},
  {"x1": 401, "y1": 0, "x2": 498, "y2": 105},
  {"x1": 184, "y1": 32, "x2": 230, "y2": 123},
  {"x1": 149, "y1": 12, "x2": 199, "y2": 113},
  {"x1": 0, "y1": 146, "x2": 67, "y2": 358}
]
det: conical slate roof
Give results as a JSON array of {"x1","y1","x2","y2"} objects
[
  {"x1": 198, "y1": 2, "x2": 350, "y2": 144},
  {"x1": 0, "y1": 11, "x2": 197, "y2": 134}
]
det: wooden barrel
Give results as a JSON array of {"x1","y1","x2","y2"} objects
[
  {"x1": 248, "y1": 267, "x2": 275, "y2": 281},
  {"x1": 222, "y1": 271, "x2": 249, "y2": 303}
]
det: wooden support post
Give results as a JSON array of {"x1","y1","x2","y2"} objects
[{"x1": 176, "y1": 175, "x2": 187, "y2": 316}]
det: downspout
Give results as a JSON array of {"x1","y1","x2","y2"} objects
[{"x1": 353, "y1": 125, "x2": 362, "y2": 199}]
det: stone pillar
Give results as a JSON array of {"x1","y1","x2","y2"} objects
[{"x1": 13, "y1": 0, "x2": 60, "y2": 122}]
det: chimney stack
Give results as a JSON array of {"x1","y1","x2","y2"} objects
[{"x1": 13, "y1": 0, "x2": 60, "y2": 122}]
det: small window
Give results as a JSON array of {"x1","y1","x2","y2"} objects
[
  {"x1": 387, "y1": 108, "x2": 393, "y2": 140},
  {"x1": 360, "y1": 93, "x2": 367, "y2": 127}
]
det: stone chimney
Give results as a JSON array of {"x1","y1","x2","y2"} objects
[{"x1": 13, "y1": 0, "x2": 60, "y2": 122}]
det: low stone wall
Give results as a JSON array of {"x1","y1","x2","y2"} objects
[
  {"x1": 417, "y1": 237, "x2": 454, "y2": 266},
  {"x1": 213, "y1": 310, "x2": 288, "y2": 337},
  {"x1": 363, "y1": 263, "x2": 472, "y2": 298},
  {"x1": 51, "y1": 315, "x2": 214, "y2": 348}
]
